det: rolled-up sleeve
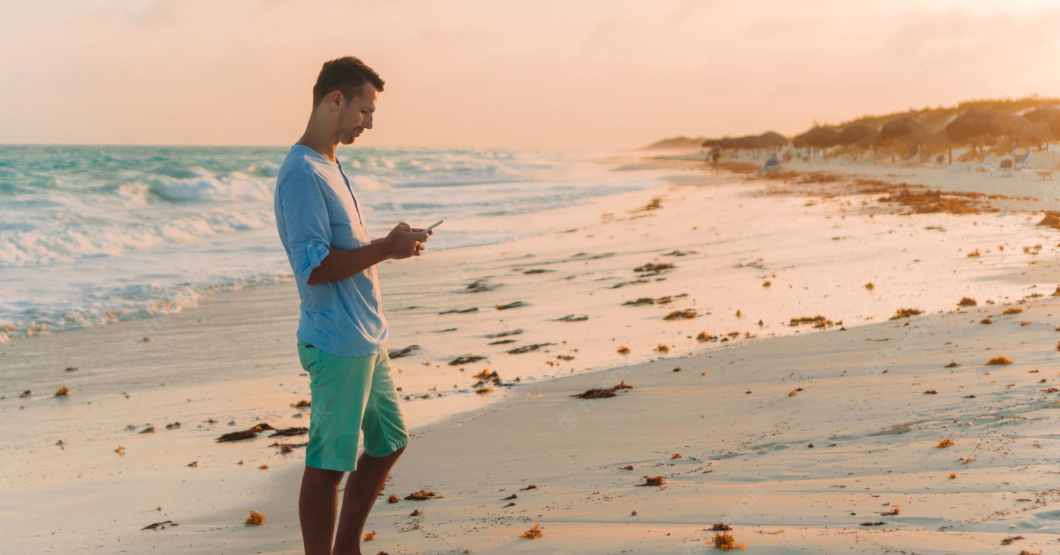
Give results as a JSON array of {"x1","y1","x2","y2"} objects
[{"x1": 279, "y1": 169, "x2": 332, "y2": 285}]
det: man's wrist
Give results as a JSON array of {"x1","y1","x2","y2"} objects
[{"x1": 374, "y1": 235, "x2": 395, "y2": 262}]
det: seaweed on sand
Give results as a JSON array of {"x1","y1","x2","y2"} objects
[
  {"x1": 664, "y1": 309, "x2": 697, "y2": 320},
  {"x1": 634, "y1": 262, "x2": 675, "y2": 274},
  {"x1": 485, "y1": 329, "x2": 523, "y2": 338},
  {"x1": 520, "y1": 523, "x2": 543, "y2": 539},
  {"x1": 388, "y1": 345, "x2": 420, "y2": 359},
  {"x1": 712, "y1": 531, "x2": 746, "y2": 551},
  {"x1": 638, "y1": 476, "x2": 664, "y2": 487},
  {"x1": 268, "y1": 427, "x2": 308, "y2": 437},
  {"x1": 449, "y1": 355, "x2": 486, "y2": 366},
  {"x1": 439, "y1": 307, "x2": 478, "y2": 314},
  {"x1": 216, "y1": 423, "x2": 274, "y2": 443},
  {"x1": 571, "y1": 381, "x2": 633, "y2": 399},
  {"x1": 890, "y1": 308, "x2": 922, "y2": 320},
  {"x1": 507, "y1": 343, "x2": 552, "y2": 354}
]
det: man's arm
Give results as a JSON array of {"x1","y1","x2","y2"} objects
[
  {"x1": 307, "y1": 224, "x2": 430, "y2": 286},
  {"x1": 306, "y1": 241, "x2": 391, "y2": 286}
]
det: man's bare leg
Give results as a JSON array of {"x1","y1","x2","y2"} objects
[
  {"x1": 331, "y1": 447, "x2": 406, "y2": 555},
  {"x1": 300, "y1": 466, "x2": 346, "y2": 555}
]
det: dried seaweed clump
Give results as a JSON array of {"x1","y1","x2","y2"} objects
[
  {"x1": 789, "y1": 315, "x2": 831, "y2": 327},
  {"x1": 638, "y1": 476, "x2": 665, "y2": 487},
  {"x1": 405, "y1": 490, "x2": 437, "y2": 501},
  {"x1": 216, "y1": 423, "x2": 274, "y2": 443},
  {"x1": 508, "y1": 343, "x2": 553, "y2": 354},
  {"x1": 387, "y1": 495, "x2": 400, "y2": 504},
  {"x1": 244, "y1": 510, "x2": 266, "y2": 526},
  {"x1": 711, "y1": 523, "x2": 732, "y2": 531},
  {"x1": 54, "y1": 386, "x2": 70, "y2": 397},
  {"x1": 985, "y1": 356, "x2": 1013, "y2": 366},
  {"x1": 967, "y1": 249, "x2": 982, "y2": 258},
  {"x1": 449, "y1": 355, "x2": 485, "y2": 366},
  {"x1": 634, "y1": 262, "x2": 675, "y2": 274},
  {"x1": 712, "y1": 531, "x2": 746, "y2": 551},
  {"x1": 521, "y1": 523, "x2": 543, "y2": 539},
  {"x1": 882, "y1": 188, "x2": 982, "y2": 215},
  {"x1": 571, "y1": 381, "x2": 633, "y2": 399},
  {"x1": 936, "y1": 438, "x2": 955, "y2": 448},
  {"x1": 957, "y1": 297, "x2": 977, "y2": 307},
  {"x1": 269, "y1": 427, "x2": 308, "y2": 438},
  {"x1": 696, "y1": 332, "x2": 717, "y2": 342},
  {"x1": 473, "y1": 369, "x2": 498, "y2": 380},
  {"x1": 664, "y1": 309, "x2": 697, "y2": 321},
  {"x1": 654, "y1": 344, "x2": 670, "y2": 353},
  {"x1": 363, "y1": 531, "x2": 376, "y2": 541},
  {"x1": 890, "y1": 308, "x2": 922, "y2": 320},
  {"x1": 1002, "y1": 307, "x2": 1023, "y2": 315},
  {"x1": 291, "y1": 399, "x2": 311, "y2": 409},
  {"x1": 864, "y1": 282, "x2": 875, "y2": 291},
  {"x1": 980, "y1": 318, "x2": 993, "y2": 325},
  {"x1": 617, "y1": 346, "x2": 631, "y2": 355},
  {"x1": 1037, "y1": 211, "x2": 1060, "y2": 229}
]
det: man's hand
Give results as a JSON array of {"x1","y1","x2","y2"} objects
[{"x1": 384, "y1": 222, "x2": 431, "y2": 259}]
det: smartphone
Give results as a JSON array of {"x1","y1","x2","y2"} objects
[{"x1": 424, "y1": 219, "x2": 445, "y2": 232}]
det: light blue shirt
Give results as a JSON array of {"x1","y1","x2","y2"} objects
[{"x1": 274, "y1": 145, "x2": 388, "y2": 358}]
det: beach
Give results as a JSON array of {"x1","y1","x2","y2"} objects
[{"x1": 4, "y1": 156, "x2": 1060, "y2": 554}]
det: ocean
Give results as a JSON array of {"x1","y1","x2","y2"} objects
[{"x1": 0, "y1": 145, "x2": 661, "y2": 342}]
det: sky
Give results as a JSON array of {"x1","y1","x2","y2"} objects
[{"x1": 2, "y1": 0, "x2": 1060, "y2": 149}]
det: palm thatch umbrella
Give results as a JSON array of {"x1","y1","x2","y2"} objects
[
  {"x1": 1023, "y1": 106, "x2": 1060, "y2": 124},
  {"x1": 1017, "y1": 121, "x2": 1051, "y2": 149},
  {"x1": 1050, "y1": 117, "x2": 1060, "y2": 142},
  {"x1": 877, "y1": 117, "x2": 923, "y2": 144},
  {"x1": 793, "y1": 126, "x2": 840, "y2": 149},
  {"x1": 945, "y1": 109, "x2": 1013, "y2": 150},
  {"x1": 837, "y1": 124, "x2": 877, "y2": 146},
  {"x1": 703, "y1": 131, "x2": 789, "y2": 151},
  {"x1": 755, "y1": 131, "x2": 789, "y2": 149}
]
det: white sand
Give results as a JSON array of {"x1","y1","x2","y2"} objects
[{"x1": 3, "y1": 159, "x2": 1060, "y2": 553}]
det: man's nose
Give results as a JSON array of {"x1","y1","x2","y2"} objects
[{"x1": 364, "y1": 116, "x2": 373, "y2": 130}]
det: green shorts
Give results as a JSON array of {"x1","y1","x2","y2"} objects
[{"x1": 297, "y1": 339, "x2": 409, "y2": 471}]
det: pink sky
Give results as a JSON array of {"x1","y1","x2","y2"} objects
[{"x1": 2, "y1": 0, "x2": 1058, "y2": 149}]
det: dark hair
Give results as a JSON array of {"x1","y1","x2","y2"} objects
[{"x1": 312, "y1": 56, "x2": 385, "y2": 108}]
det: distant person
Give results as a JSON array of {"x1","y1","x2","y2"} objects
[
  {"x1": 274, "y1": 56, "x2": 430, "y2": 555},
  {"x1": 708, "y1": 141, "x2": 722, "y2": 173}
]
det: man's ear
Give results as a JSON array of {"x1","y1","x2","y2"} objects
[{"x1": 328, "y1": 90, "x2": 344, "y2": 111}]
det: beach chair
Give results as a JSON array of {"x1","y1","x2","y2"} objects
[
  {"x1": 1019, "y1": 151, "x2": 1058, "y2": 181},
  {"x1": 989, "y1": 156, "x2": 1015, "y2": 177},
  {"x1": 900, "y1": 145, "x2": 919, "y2": 165},
  {"x1": 922, "y1": 153, "x2": 946, "y2": 169},
  {"x1": 973, "y1": 153, "x2": 997, "y2": 172},
  {"x1": 1013, "y1": 149, "x2": 1033, "y2": 171},
  {"x1": 756, "y1": 155, "x2": 781, "y2": 174}
]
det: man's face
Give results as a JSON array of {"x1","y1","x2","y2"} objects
[{"x1": 336, "y1": 83, "x2": 378, "y2": 145}]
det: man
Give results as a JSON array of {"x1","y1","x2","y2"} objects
[
  {"x1": 274, "y1": 56, "x2": 429, "y2": 555},
  {"x1": 708, "y1": 141, "x2": 722, "y2": 174}
]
